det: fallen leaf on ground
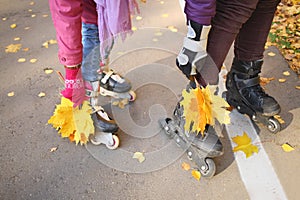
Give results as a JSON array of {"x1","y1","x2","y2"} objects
[
  {"x1": 283, "y1": 71, "x2": 290, "y2": 76},
  {"x1": 112, "y1": 98, "x2": 129, "y2": 109},
  {"x1": 42, "y1": 14, "x2": 48, "y2": 17},
  {"x1": 24, "y1": 27, "x2": 30, "y2": 30},
  {"x1": 191, "y1": 170, "x2": 201, "y2": 181},
  {"x1": 260, "y1": 77, "x2": 275, "y2": 86},
  {"x1": 18, "y1": 58, "x2": 26, "y2": 63},
  {"x1": 133, "y1": 152, "x2": 145, "y2": 163},
  {"x1": 31, "y1": 14, "x2": 36, "y2": 18},
  {"x1": 181, "y1": 162, "x2": 191, "y2": 171},
  {"x1": 232, "y1": 132, "x2": 259, "y2": 158},
  {"x1": 22, "y1": 48, "x2": 29, "y2": 52},
  {"x1": 30, "y1": 58, "x2": 37, "y2": 63},
  {"x1": 14, "y1": 37, "x2": 20, "y2": 41},
  {"x1": 136, "y1": 16, "x2": 142, "y2": 20},
  {"x1": 281, "y1": 143, "x2": 295, "y2": 152},
  {"x1": 154, "y1": 32, "x2": 163, "y2": 36},
  {"x1": 296, "y1": 86, "x2": 300, "y2": 90},
  {"x1": 38, "y1": 92, "x2": 46, "y2": 97},
  {"x1": 167, "y1": 26, "x2": 178, "y2": 32},
  {"x1": 7, "y1": 92, "x2": 15, "y2": 97},
  {"x1": 44, "y1": 68, "x2": 54, "y2": 74},
  {"x1": 267, "y1": 52, "x2": 276, "y2": 56},
  {"x1": 50, "y1": 147, "x2": 58, "y2": 152},
  {"x1": 5, "y1": 44, "x2": 22, "y2": 53},
  {"x1": 2, "y1": 17, "x2": 7, "y2": 21},
  {"x1": 278, "y1": 78, "x2": 286, "y2": 83},
  {"x1": 10, "y1": 24, "x2": 17, "y2": 29}
]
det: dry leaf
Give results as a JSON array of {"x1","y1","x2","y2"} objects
[
  {"x1": 2, "y1": 17, "x2": 7, "y2": 21},
  {"x1": 283, "y1": 71, "x2": 290, "y2": 76},
  {"x1": 31, "y1": 14, "x2": 36, "y2": 18},
  {"x1": 295, "y1": 86, "x2": 300, "y2": 90},
  {"x1": 42, "y1": 14, "x2": 48, "y2": 17},
  {"x1": 50, "y1": 147, "x2": 58, "y2": 152},
  {"x1": 281, "y1": 143, "x2": 295, "y2": 152},
  {"x1": 232, "y1": 132, "x2": 259, "y2": 158},
  {"x1": 154, "y1": 32, "x2": 163, "y2": 36},
  {"x1": 274, "y1": 115, "x2": 285, "y2": 124},
  {"x1": 7, "y1": 92, "x2": 15, "y2": 97},
  {"x1": 267, "y1": 52, "x2": 276, "y2": 56},
  {"x1": 136, "y1": 16, "x2": 142, "y2": 20},
  {"x1": 29, "y1": 1, "x2": 35, "y2": 5},
  {"x1": 18, "y1": 58, "x2": 26, "y2": 63},
  {"x1": 5, "y1": 44, "x2": 22, "y2": 53},
  {"x1": 22, "y1": 48, "x2": 29, "y2": 52},
  {"x1": 30, "y1": 58, "x2": 37, "y2": 63},
  {"x1": 278, "y1": 78, "x2": 286, "y2": 83},
  {"x1": 24, "y1": 27, "x2": 30, "y2": 30},
  {"x1": 260, "y1": 77, "x2": 275, "y2": 86},
  {"x1": 38, "y1": 92, "x2": 46, "y2": 97},
  {"x1": 191, "y1": 170, "x2": 201, "y2": 181},
  {"x1": 133, "y1": 152, "x2": 145, "y2": 163},
  {"x1": 181, "y1": 162, "x2": 191, "y2": 171},
  {"x1": 44, "y1": 68, "x2": 54, "y2": 74},
  {"x1": 167, "y1": 26, "x2": 178, "y2": 32},
  {"x1": 10, "y1": 24, "x2": 17, "y2": 29},
  {"x1": 14, "y1": 37, "x2": 20, "y2": 41}
]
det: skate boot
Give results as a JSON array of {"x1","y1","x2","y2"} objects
[
  {"x1": 98, "y1": 62, "x2": 136, "y2": 102},
  {"x1": 87, "y1": 81, "x2": 120, "y2": 149},
  {"x1": 160, "y1": 83, "x2": 223, "y2": 178},
  {"x1": 226, "y1": 58, "x2": 281, "y2": 133}
]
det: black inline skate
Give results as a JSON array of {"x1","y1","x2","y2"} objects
[
  {"x1": 160, "y1": 82, "x2": 224, "y2": 178},
  {"x1": 225, "y1": 58, "x2": 281, "y2": 133}
]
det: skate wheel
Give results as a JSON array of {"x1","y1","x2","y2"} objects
[
  {"x1": 128, "y1": 90, "x2": 136, "y2": 102},
  {"x1": 106, "y1": 135, "x2": 119, "y2": 150},
  {"x1": 267, "y1": 117, "x2": 281, "y2": 134},
  {"x1": 90, "y1": 136, "x2": 102, "y2": 146},
  {"x1": 199, "y1": 158, "x2": 216, "y2": 178}
]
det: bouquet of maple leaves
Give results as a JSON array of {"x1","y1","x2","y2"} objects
[{"x1": 179, "y1": 84, "x2": 231, "y2": 135}]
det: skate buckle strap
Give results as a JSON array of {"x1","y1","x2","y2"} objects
[
  {"x1": 236, "y1": 76, "x2": 260, "y2": 90},
  {"x1": 101, "y1": 70, "x2": 114, "y2": 84},
  {"x1": 183, "y1": 37, "x2": 204, "y2": 52}
]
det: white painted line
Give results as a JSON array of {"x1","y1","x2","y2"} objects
[{"x1": 219, "y1": 69, "x2": 288, "y2": 200}]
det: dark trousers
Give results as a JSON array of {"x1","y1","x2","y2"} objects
[{"x1": 207, "y1": 0, "x2": 281, "y2": 69}]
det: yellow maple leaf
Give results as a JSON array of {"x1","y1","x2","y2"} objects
[
  {"x1": 191, "y1": 169, "x2": 201, "y2": 181},
  {"x1": 180, "y1": 85, "x2": 230, "y2": 135},
  {"x1": 5, "y1": 44, "x2": 22, "y2": 53},
  {"x1": 48, "y1": 97, "x2": 94, "y2": 145},
  {"x1": 232, "y1": 132, "x2": 259, "y2": 158}
]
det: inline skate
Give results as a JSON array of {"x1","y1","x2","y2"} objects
[
  {"x1": 160, "y1": 95, "x2": 223, "y2": 178},
  {"x1": 225, "y1": 58, "x2": 281, "y2": 133}
]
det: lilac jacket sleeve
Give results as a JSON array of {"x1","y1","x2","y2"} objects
[
  {"x1": 184, "y1": 0, "x2": 216, "y2": 25},
  {"x1": 49, "y1": 0, "x2": 83, "y2": 66}
]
